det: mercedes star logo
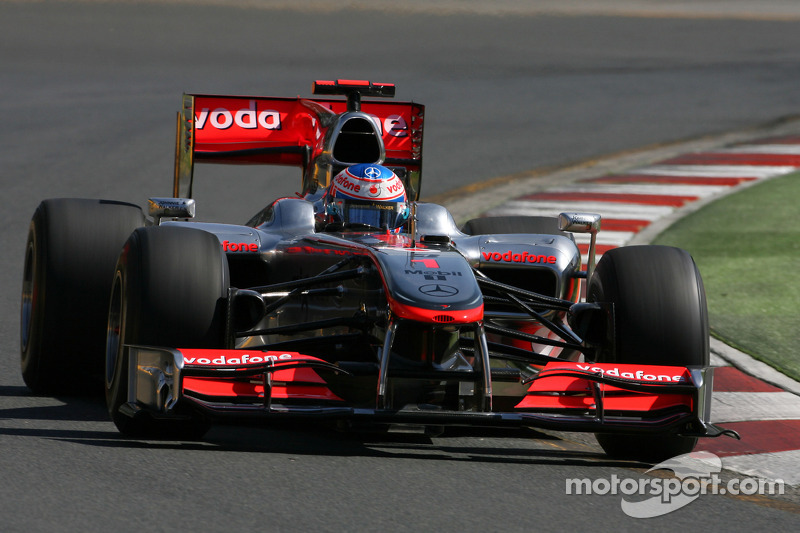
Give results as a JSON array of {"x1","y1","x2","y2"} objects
[
  {"x1": 365, "y1": 166, "x2": 382, "y2": 179},
  {"x1": 418, "y1": 284, "x2": 459, "y2": 297}
]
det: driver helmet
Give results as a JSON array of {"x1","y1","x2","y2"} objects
[{"x1": 324, "y1": 164, "x2": 409, "y2": 231}]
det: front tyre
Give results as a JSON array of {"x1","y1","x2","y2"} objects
[
  {"x1": 105, "y1": 226, "x2": 229, "y2": 438},
  {"x1": 21, "y1": 199, "x2": 145, "y2": 394},
  {"x1": 588, "y1": 245, "x2": 709, "y2": 462}
]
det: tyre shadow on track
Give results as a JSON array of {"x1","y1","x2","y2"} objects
[
  {"x1": 0, "y1": 409, "x2": 637, "y2": 470},
  {"x1": 0, "y1": 385, "x2": 110, "y2": 422},
  {"x1": 75, "y1": 427, "x2": 637, "y2": 469},
  {"x1": 0, "y1": 386, "x2": 642, "y2": 469}
]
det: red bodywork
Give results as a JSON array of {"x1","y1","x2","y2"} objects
[
  {"x1": 180, "y1": 349, "x2": 346, "y2": 403},
  {"x1": 517, "y1": 361, "x2": 695, "y2": 412},
  {"x1": 175, "y1": 350, "x2": 700, "y2": 424}
]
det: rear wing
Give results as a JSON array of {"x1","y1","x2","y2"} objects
[{"x1": 174, "y1": 80, "x2": 425, "y2": 200}]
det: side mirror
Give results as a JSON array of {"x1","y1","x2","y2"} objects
[
  {"x1": 558, "y1": 212, "x2": 601, "y2": 280},
  {"x1": 148, "y1": 197, "x2": 196, "y2": 225},
  {"x1": 558, "y1": 212, "x2": 601, "y2": 234}
]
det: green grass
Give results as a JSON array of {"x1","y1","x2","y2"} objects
[{"x1": 652, "y1": 172, "x2": 800, "y2": 381}]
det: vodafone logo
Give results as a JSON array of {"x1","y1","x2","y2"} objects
[
  {"x1": 334, "y1": 172, "x2": 362, "y2": 193},
  {"x1": 221, "y1": 240, "x2": 258, "y2": 252},
  {"x1": 195, "y1": 100, "x2": 281, "y2": 131},
  {"x1": 333, "y1": 168, "x2": 405, "y2": 201},
  {"x1": 483, "y1": 250, "x2": 557, "y2": 264},
  {"x1": 385, "y1": 179, "x2": 403, "y2": 196},
  {"x1": 384, "y1": 115, "x2": 408, "y2": 137},
  {"x1": 574, "y1": 363, "x2": 686, "y2": 383},
  {"x1": 183, "y1": 353, "x2": 293, "y2": 366}
]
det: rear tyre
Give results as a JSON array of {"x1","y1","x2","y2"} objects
[
  {"x1": 588, "y1": 245, "x2": 708, "y2": 462},
  {"x1": 461, "y1": 215, "x2": 571, "y2": 239},
  {"x1": 105, "y1": 226, "x2": 229, "y2": 439},
  {"x1": 21, "y1": 199, "x2": 145, "y2": 394}
]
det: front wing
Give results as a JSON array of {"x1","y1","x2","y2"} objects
[{"x1": 122, "y1": 346, "x2": 732, "y2": 438}]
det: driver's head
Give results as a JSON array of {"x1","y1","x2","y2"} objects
[{"x1": 324, "y1": 164, "x2": 409, "y2": 231}]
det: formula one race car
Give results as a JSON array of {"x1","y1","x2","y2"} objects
[{"x1": 20, "y1": 80, "x2": 737, "y2": 461}]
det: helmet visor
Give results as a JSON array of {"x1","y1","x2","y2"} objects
[{"x1": 333, "y1": 199, "x2": 408, "y2": 230}]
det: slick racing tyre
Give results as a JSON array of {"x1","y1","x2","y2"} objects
[
  {"x1": 105, "y1": 225, "x2": 229, "y2": 439},
  {"x1": 21, "y1": 199, "x2": 145, "y2": 394},
  {"x1": 587, "y1": 245, "x2": 709, "y2": 462},
  {"x1": 461, "y1": 215, "x2": 571, "y2": 239}
]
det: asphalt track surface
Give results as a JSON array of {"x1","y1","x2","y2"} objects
[{"x1": 2, "y1": 1, "x2": 800, "y2": 530}]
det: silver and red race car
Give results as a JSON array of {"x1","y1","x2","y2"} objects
[{"x1": 20, "y1": 80, "x2": 737, "y2": 461}]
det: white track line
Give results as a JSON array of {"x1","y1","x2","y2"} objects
[
  {"x1": 632, "y1": 165, "x2": 796, "y2": 178},
  {"x1": 486, "y1": 200, "x2": 676, "y2": 218},
  {"x1": 713, "y1": 144, "x2": 800, "y2": 155},
  {"x1": 711, "y1": 392, "x2": 800, "y2": 423},
  {"x1": 543, "y1": 183, "x2": 733, "y2": 197}
]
